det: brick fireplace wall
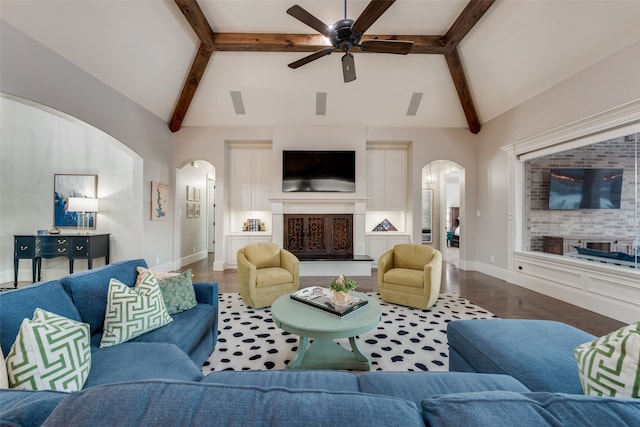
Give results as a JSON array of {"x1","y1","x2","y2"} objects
[{"x1": 526, "y1": 133, "x2": 638, "y2": 252}]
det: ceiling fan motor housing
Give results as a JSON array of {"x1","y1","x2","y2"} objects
[{"x1": 331, "y1": 18, "x2": 361, "y2": 51}]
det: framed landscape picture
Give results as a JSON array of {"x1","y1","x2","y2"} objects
[{"x1": 54, "y1": 174, "x2": 98, "y2": 228}]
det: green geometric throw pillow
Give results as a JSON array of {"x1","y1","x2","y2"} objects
[
  {"x1": 100, "y1": 275, "x2": 173, "y2": 348},
  {"x1": 157, "y1": 269, "x2": 197, "y2": 314},
  {"x1": 6, "y1": 308, "x2": 91, "y2": 392},
  {"x1": 574, "y1": 321, "x2": 640, "y2": 398}
]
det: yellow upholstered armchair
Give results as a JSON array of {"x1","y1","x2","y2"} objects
[
  {"x1": 237, "y1": 242, "x2": 300, "y2": 308},
  {"x1": 377, "y1": 244, "x2": 442, "y2": 309}
]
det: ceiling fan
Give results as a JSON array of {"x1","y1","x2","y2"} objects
[{"x1": 286, "y1": 0, "x2": 414, "y2": 83}]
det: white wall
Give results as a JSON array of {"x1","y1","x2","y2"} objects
[
  {"x1": 1, "y1": 20, "x2": 175, "y2": 271},
  {"x1": 171, "y1": 124, "x2": 480, "y2": 269},
  {"x1": 475, "y1": 40, "x2": 640, "y2": 276},
  {"x1": 0, "y1": 97, "x2": 141, "y2": 282},
  {"x1": 473, "y1": 41, "x2": 640, "y2": 322}
]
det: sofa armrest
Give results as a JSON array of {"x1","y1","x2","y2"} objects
[{"x1": 193, "y1": 282, "x2": 218, "y2": 306}]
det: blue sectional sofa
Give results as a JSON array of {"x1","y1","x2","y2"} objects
[
  {"x1": 3, "y1": 370, "x2": 639, "y2": 426},
  {"x1": 0, "y1": 259, "x2": 219, "y2": 389},
  {"x1": 2, "y1": 262, "x2": 639, "y2": 426}
]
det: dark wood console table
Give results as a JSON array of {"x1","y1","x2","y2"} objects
[{"x1": 13, "y1": 234, "x2": 110, "y2": 287}]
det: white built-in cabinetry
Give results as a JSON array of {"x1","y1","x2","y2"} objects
[
  {"x1": 229, "y1": 144, "x2": 271, "y2": 211},
  {"x1": 366, "y1": 233, "x2": 411, "y2": 267},
  {"x1": 226, "y1": 233, "x2": 272, "y2": 268},
  {"x1": 365, "y1": 145, "x2": 409, "y2": 263},
  {"x1": 227, "y1": 143, "x2": 272, "y2": 269},
  {"x1": 367, "y1": 147, "x2": 407, "y2": 210}
]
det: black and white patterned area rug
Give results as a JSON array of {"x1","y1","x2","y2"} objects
[{"x1": 203, "y1": 292, "x2": 496, "y2": 373}]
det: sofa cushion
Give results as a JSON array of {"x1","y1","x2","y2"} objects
[
  {"x1": 256, "y1": 267, "x2": 294, "y2": 287},
  {"x1": 383, "y1": 268, "x2": 423, "y2": 288},
  {"x1": 0, "y1": 281, "x2": 81, "y2": 357},
  {"x1": 60, "y1": 259, "x2": 148, "y2": 336},
  {"x1": 420, "y1": 391, "x2": 640, "y2": 427},
  {"x1": 574, "y1": 321, "x2": 640, "y2": 398},
  {"x1": 135, "y1": 266, "x2": 179, "y2": 285},
  {"x1": 100, "y1": 277, "x2": 172, "y2": 348},
  {"x1": 43, "y1": 380, "x2": 424, "y2": 427},
  {"x1": 447, "y1": 319, "x2": 595, "y2": 394},
  {"x1": 359, "y1": 371, "x2": 530, "y2": 404},
  {"x1": 6, "y1": 309, "x2": 91, "y2": 392},
  {"x1": 202, "y1": 370, "x2": 360, "y2": 392},
  {"x1": 136, "y1": 267, "x2": 198, "y2": 314},
  {"x1": 0, "y1": 351, "x2": 7, "y2": 388},
  {"x1": 83, "y1": 343, "x2": 203, "y2": 388},
  {"x1": 127, "y1": 303, "x2": 215, "y2": 355},
  {"x1": 156, "y1": 269, "x2": 198, "y2": 314},
  {"x1": 243, "y1": 243, "x2": 281, "y2": 268},
  {"x1": 0, "y1": 389, "x2": 68, "y2": 427}
]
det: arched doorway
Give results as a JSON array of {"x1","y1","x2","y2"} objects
[
  {"x1": 422, "y1": 161, "x2": 463, "y2": 266},
  {"x1": 175, "y1": 160, "x2": 216, "y2": 267}
]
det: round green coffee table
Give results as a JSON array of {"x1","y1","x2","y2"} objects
[{"x1": 271, "y1": 291, "x2": 381, "y2": 370}]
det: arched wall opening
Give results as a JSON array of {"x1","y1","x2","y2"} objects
[
  {"x1": 0, "y1": 94, "x2": 143, "y2": 282},
  {"x1": 421, "y1": 160, "x2": 464, "y2": 267},
  {"x1": 174, "y1": 160, "x2": 216, "y2": 268}
]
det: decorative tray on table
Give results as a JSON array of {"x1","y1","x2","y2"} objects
[{"x1": 290, "y1": 286, "x2": 368, "y2": 318}]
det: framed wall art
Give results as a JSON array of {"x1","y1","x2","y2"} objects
[
  {"x1": 151, "y1": 181, "x2": 169, "y2": 220},
  {"x1": 54, "y1": 174, "x2": 98, "y2": 228}
]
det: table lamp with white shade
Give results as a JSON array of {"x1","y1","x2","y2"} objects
[{"x1": 67, "y1": 197, "x2": 99, "y2": 233}]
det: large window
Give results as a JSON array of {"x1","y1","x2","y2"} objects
[{"x1": 525, "y1": 132, "x2": 639, "y2": 269}]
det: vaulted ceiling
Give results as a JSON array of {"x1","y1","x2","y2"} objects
[{"x1": 2, "y1": 1, "x2": 640, "y2": 134}]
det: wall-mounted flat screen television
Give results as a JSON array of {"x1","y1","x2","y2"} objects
[
  {"x1": 548, "y1": 168, "x2": 623, "y2": 209},
  {"x1": 282, "y1": 150, "x2": 355, "y2": 192}
]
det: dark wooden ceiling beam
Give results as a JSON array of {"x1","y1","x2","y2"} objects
[
  {"x1": 440, "y1": 0, "x2": 495, "y2": 134},
  {"x1": 170, "y1": 0, "x2": 495, "y2": 134},
  {"x1": 170, "y1": 0, "x2": 215, "y2": 132},
  {"x1": 174, "y1": 0, "x2": 215, "y2": 47},
  {"x1": 443, "y1": 0, "x2": 496, "y2": 50},
  {"x1": 210, "y1": 33, "x2": 445, "y2": 54},
  {"x1": 444, "y1": 48, "x2": 481, "y2": 134}
]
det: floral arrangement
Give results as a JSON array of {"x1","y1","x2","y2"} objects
[{"x1": 329, "y1": 275, "x2": 358, "y2": 293}]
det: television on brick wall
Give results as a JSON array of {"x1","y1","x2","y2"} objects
[
  {"x1": 548, "y1": 168, "x2": 623, "y2": 209},
  {"x1": 282, "y1": 150, "x2": 355, "y2": 192}
]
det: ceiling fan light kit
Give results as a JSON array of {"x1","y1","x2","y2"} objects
[{"x1": 286, "y1": 0, "x2": 413, "y2": 83}]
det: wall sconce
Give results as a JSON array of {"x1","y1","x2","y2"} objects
[{"x1": 67, "y1": 197, "x2": 99, "y2": 233}]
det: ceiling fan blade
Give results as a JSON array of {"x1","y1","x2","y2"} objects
[
  {"x1": 361, "y1": 39, "x2": 413, "y2": 54},
  {"x1": 342, "y1": 53, "x2": 356, "y2": 83},
  {"x1": 288, "y1": 48, "x2": 333, "y2": 69},
  {"x1": 352, "y1": 0, "x2": 396, "y2": 35},
  {"x1": 287, "y1": 5, "x2": 332, "y2": 37}
]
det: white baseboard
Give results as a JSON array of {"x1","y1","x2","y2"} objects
[{"x1": 178, "y1": 251, "x2": 208, "y2": 270}]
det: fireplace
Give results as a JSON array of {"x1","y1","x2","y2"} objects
[
  {"x1": 269, "y1": 197, "x2": 370, "y2": 275},
  {"x1": 284, "y1": 214, "x2": 353, "y2": 260}
]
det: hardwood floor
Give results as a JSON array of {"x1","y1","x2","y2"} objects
[
  {"x1": 4, "y1": 253, "x2": 624, "y2": 337},
  {"x1": 183, "y1": 253, "x2": 624, "y2": 337}
]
